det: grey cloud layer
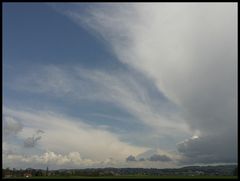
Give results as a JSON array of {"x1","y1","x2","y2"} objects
[
  {"x1": 177, "y1": 133, "x2": 237, "y2": 164},
  {"x1": 126, "y1": 154, "x2": 172, "y2": 162},
  {"x1": 148, "y1": 154, "x2": 172, "y2": 162}
]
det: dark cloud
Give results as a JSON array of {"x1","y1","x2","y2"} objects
[
  {"x1": 126, "y1": 155, "x2": 136, "y2": 162},
  {"x1": 24, "y1": 129, "x2": 45, "y2": 148},
  {"x1": 127, "y1": 153, "x2": 172, "y2": 162},
  {"x1": 36, "y1": 129, "x2": 45, "y2": 134},
  {"x1": 148, "y1": 154, "x2": 172, "y2": 162},
  {"x1": 24, "y1": 136, "x2": 42, "y2": 148},
  {"x1": 177, "y1": 133, "x2": 237, "y2": 164}
]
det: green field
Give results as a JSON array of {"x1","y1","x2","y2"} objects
[{"x1": 4, "y1": 176, "x2": 238, "y2": 179}]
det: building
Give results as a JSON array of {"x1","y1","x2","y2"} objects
[{"x1": 24, "y1": 173, "x2": 32, "y2": 178}]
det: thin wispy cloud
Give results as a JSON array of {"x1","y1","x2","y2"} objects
[{"x1": 10, "y1": 65, "x2": 191, "y2": 137}]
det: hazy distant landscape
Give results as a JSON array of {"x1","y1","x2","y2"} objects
[{"x1": 2, "y1": 165, "x2": 238, "y2": 179}]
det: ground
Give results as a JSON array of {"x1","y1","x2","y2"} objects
[{"x1": 4, "y1": 176, "x2": 238, "y2": 179}]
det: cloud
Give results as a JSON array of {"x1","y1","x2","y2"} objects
[
  {"x1": 5, "y1": 3, "x2": 237, "y2": 167},
  {"x1": 9, "y1": 64, "x2": 192, "y2": 146},
  {"x1": 136, "y1": 148, "x2": 179, "y2": 162},
  {"x1": 127, "y1": 149, "x2": 174, "y2": 162},
  {"x1": 62, "y1": 3, "x2": 237, "y2": 164},
  {"x1": 126, "y1": 155, "x2": 137, "y2": 162},
  {"x1": 23, "y1": 129, "x2": 45, "y2": 148},
  {"x1": 2, "y1": 109, "x2": 178, "y2": 169},
  {"x1": 36, "y1": 129, "x2": 45, "y2": 134},
  {"x1": 3, "y1": 107, "x2": 147, "y2": 164},
  {"x1": 3, "y1": 142, "x2": 22, "y2": 156},
  {"x1": 7, "y1": 62, "x2": 192, "y2": 158},
  {"x1": 3, "y1": 116, "x2": 23, "y2": 136},
  {"x1": 11, "y1": 65, "x2": 73, "y2": 96},
  {"x1": 148, "y1": 154, "x2": 172, "y2": 162},
  {"x1": 3, "y1": 150, "x2": 177, "y2": 169},
  {"x1": 127, "y1": 154, "x2": 172, "y2": 162},
  {"x1": 24, "y1": 136, "x2": 41, "y2": 148},
  {"x1": 123, "y1": 151, "x2": 178, "y2": 168},
  {"x1": 177, "y1": 133, "x2": 238, "y2": 164},
  {"x1": 3, "y1": 150, "x2": 97, "y2": 169}
]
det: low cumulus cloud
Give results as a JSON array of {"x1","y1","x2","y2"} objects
[
  {"x1": 3, "y1": 151, "x2": 127, "y2": 169},
  {"x1": 126, "y1": 155, "x2": 137, "y2": 162},
  {"x1": 126, "y1": 153, "x2": 172, "y2": 162},
  {"x1": 136, "y1": 148, "x2": 177, "y2": 162},
  {"x1": 148, "y1": 154, "x2": 172, "y2": 162},
  {"x1": 3, "y1": 151, "x2": 92, "y2": 169}
]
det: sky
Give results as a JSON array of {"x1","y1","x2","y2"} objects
[{"x1": 2, "y1": 3, "x2": 237, "y2": 169}]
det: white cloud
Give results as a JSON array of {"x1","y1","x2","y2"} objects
[
  {"x1": 3, "y1": 151, "x2": 97, "y2": 169},
  {"x1": 3, "y1": 107, "x2": 147, "y2": 163}
]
